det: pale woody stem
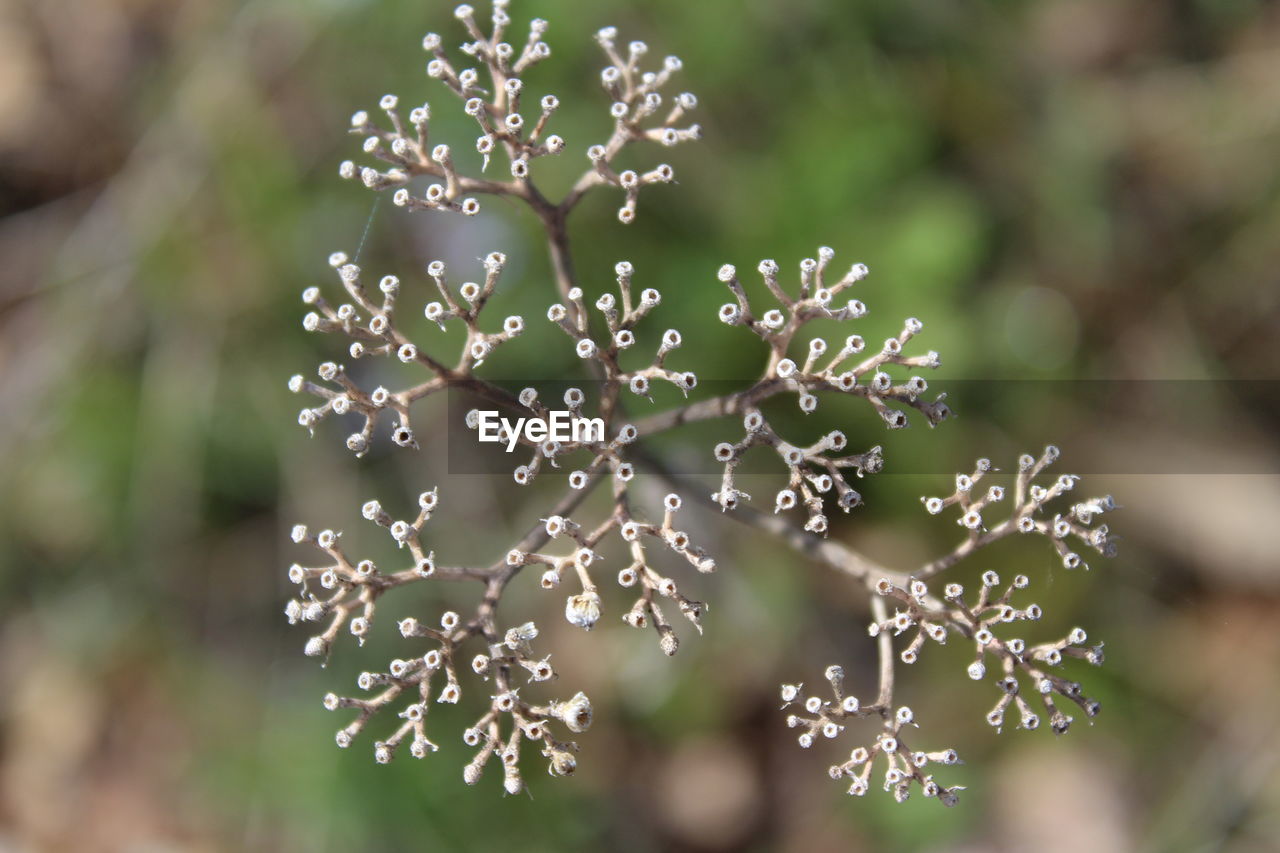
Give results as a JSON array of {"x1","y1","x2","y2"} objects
[{"x1": 871, "y1": 594, "x2": 895, "y2": 712}]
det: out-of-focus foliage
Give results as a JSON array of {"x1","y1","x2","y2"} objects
[{"x1": 0, "y1": 0, "x2": 1277, "y2": 850}]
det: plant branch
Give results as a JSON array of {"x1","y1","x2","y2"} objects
[{"x1": 870, "y1": 594, "x2": 895, "y2": 712}]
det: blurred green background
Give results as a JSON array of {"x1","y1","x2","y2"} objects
[{"x1": 1, "y1": 0, "x2": 1277, "y2": 850}]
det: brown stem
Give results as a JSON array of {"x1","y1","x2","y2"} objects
[
  {"x1": 633, "y1": 379, "x2": 785, "y2": 436},
  {"x1": 530, "y1": 198, "x2": 578, "y2": 317},
  {"x1": 634, "y1": 450, "x2": 902, "y2": 589},
  {"x1": 871, "y1": 595, "x2": 895, "y2": 713},
  {"x1": 561, "y1": 172, "x2": 604, "y2": 213},
  {"x1": 914, "y1": 514, "x2": 1024, "y2": 580},
  {"x1": 489, "y1": 466, "x2": 609, "y2": 591}
]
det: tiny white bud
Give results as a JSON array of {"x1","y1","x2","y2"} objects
[{"x1": 564, "y1": 591, "x2": 602, "y2": 630}]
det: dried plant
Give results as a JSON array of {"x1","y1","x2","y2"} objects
[{"x1": 284, "y1": 0, "x2": 1118, "y2": 805}]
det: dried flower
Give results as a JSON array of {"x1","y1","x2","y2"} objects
[{"x1": 285, "y1": 0, "x2": 1118, "y2": 804}]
